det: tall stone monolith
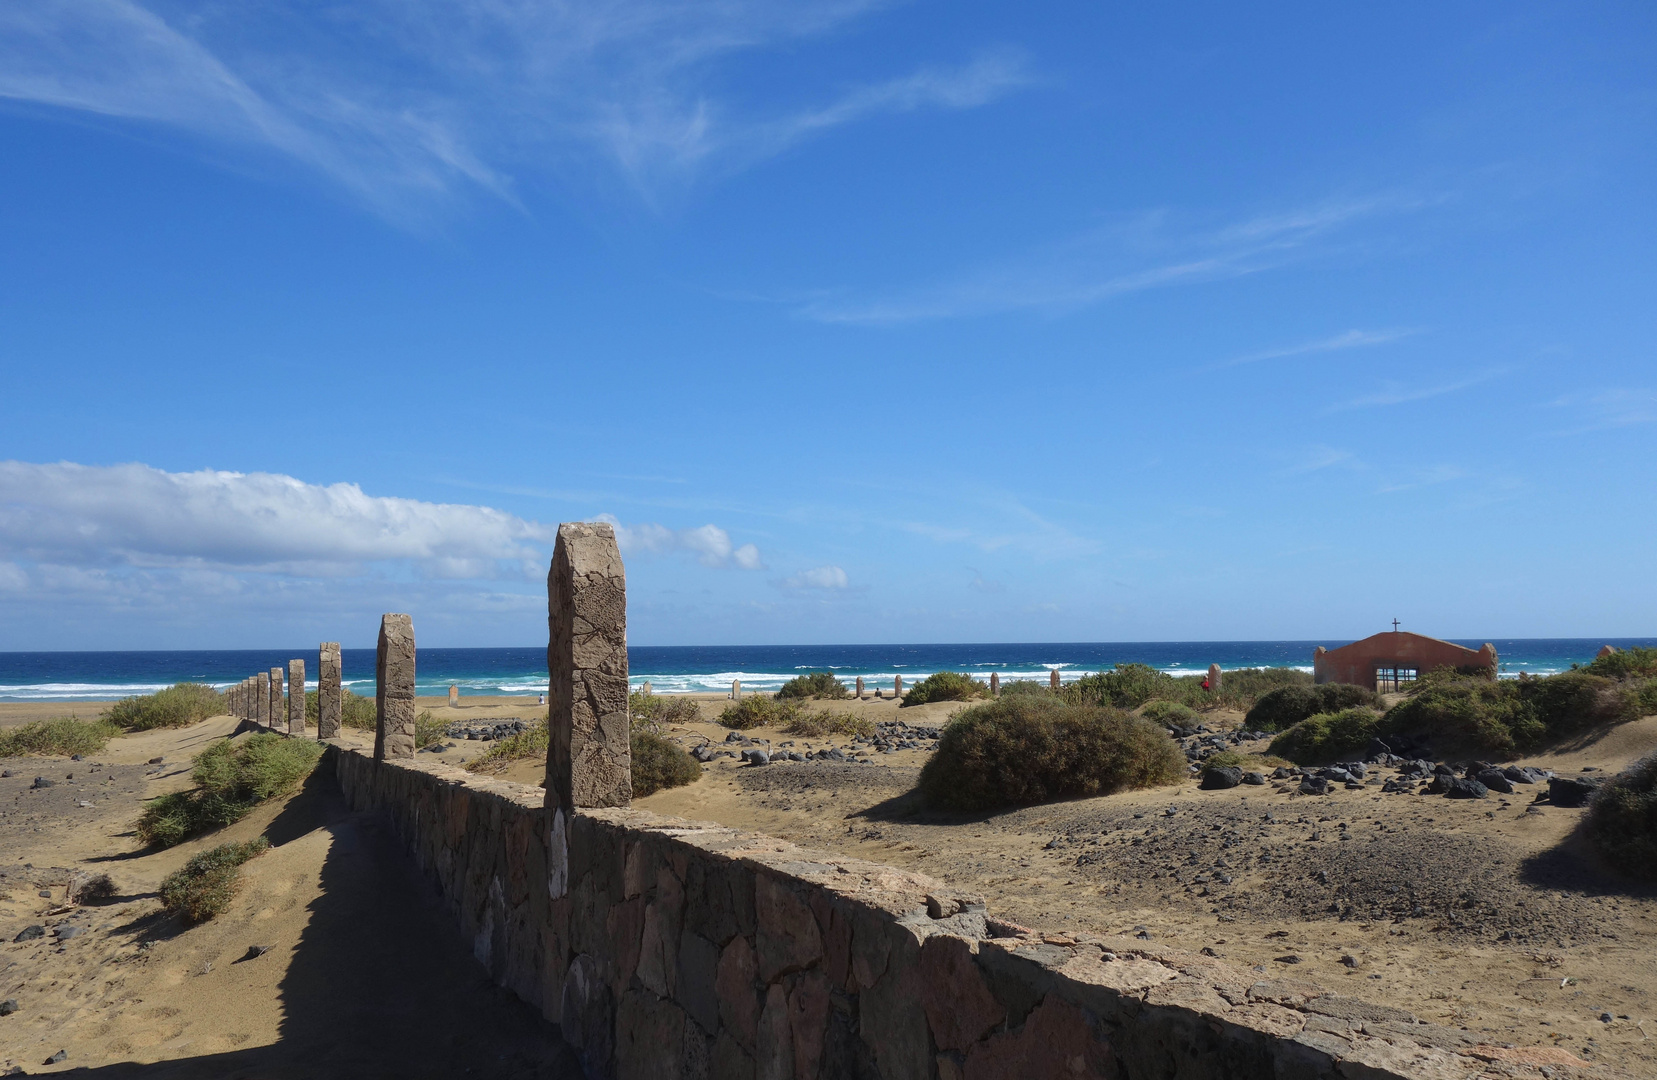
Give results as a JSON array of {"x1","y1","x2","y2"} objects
[
  {"x1": 546, "y1": 522, "x2": 629, "y2": 817},
  {"x1": 288, "y1": 659, "x2": 306, "y2": 736},
  {"x1": 1050, "y1": 669, "x2": 1061, "y2": 691},
  {"x1": 731, "y1": 679, "x2": 741, "y2": 700},
  {"x1": 448, "y1": 684, "x2": 459, "y2": 707},
  {"x1": 990, "y1": 672, "x2": 1000, "y2": 696},
  {"x1": 894, "y1": 675, "x2": 903, "y2": 697},
  {"x1": 375, "y1": 614, "x2": 416, "y2": 760},
  {"x1": 256, "y1": 672, "x2": 269, "y2": 726},
  {"x1": 1208, "y1": 664, "x2": 1222, "y2": 692},
  {"x1": 269, "y1": 667, "x2": 284, "y2": 728},
  {"x1": 318, "y1": 643, "x2": 342, "y2": 739},
  {"x1": 855, "y1": 676, "x2": 865, "y2": 699}
]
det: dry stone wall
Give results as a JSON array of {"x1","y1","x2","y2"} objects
[{"x1": 334, "y1": 748, "x2": 1500, "y2": 1080}]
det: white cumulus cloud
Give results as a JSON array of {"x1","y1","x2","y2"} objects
[
  {"x1": 604, "y1": 516, "x2": 763, "y2": 570},
  {"x1": 0, "y1": 460, "x2": 553, "y2": 579}
]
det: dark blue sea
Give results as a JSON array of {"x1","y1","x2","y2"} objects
[{"x1": 1, "y1": 639, "x2": 1652, "y2": 701}]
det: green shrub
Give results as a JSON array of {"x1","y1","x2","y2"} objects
[
  {"x1": 1245, "y1": 683, "x2": 1381, "y2": 733},
  {"x1": 780, "y1": 710, "x2": 875, "y2": 739},
  {"x1": 998, "y1": 680, "x2": 1052, "y2": 698},
  {"x1": 1064, "y1": 664, "x2": 1183, "y2": 710},
  {"x1": 1211, "y1": 667, "x2": 1313, "y2": 710},
  {"x1": 1640, "y1": 681, "x2": 1657, "y2": 717},
  {"x1": 1141, "y1": 700, "x2": 1199, "y2": 727},
  {"x1": 630, "y1": 689, "x2": 702, "y2": 729},
  {"x1": 1521, "y1": 671, "x2": 1639, "y2": 735},
  {"x1": 1583, "y1": 647, "x2": 1657, "y2": 680},
  {"x1": 1587, "y1": 752, "x2": 1657, "y2": 877},
  {"x1": 917, "y1": 695, "x2": 1184, "y2": 811},
  {"x1": 717, "y1": 695, "x2": 799, "y2": 730},
  {"x1": 1202, "y1": 750, "x2": 1247, "y2": 774},
  {"x1": 159, "y1": 838, "x2": 270, "y2": 923},
  {"x1": 466, "y1": 721, "x2": 549, "y2": 775},
  {"x1": 0, "y1": 716, "x2": 120, "y2": 757},
  {"x1": 1383, "y1": 676, "x2": 1537, "y2": 753},
  {"x1": 413, "y1": 710, "x2": 447, "y2": 749},
  {"x1": 630, "y1": 731, "x2": 701, "y2": 797},
  {"x1": 136, "y1": 734, "x2": 324, "y2": 848},
  {"x1": 1268, "y1": 708, "x2": 1385, "y2": 764},
  {"x1": 901, "y1": 672, "x2": 988, "y2": 707},
  {"x1": 104, "y1": 683, "x2": 225, "y2": 731},
  {"x1": 775, "y1": 672, "x2": 851, "y2": 700},
  {"x1": 305, "y1": 688, "x2": 378, "y2": 730}
]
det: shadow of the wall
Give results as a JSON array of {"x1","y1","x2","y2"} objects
[{"x1": 63, "y1": 754, "x2": 582, "y2": 1079}]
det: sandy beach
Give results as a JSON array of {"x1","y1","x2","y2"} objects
[{"x1": 6, "y1": 691, "x2": 1656, "y2": 1076}]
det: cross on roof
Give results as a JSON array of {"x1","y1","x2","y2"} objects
[{"x1": 1392, "y1": 618, "x2": 1400, "y2": 632}]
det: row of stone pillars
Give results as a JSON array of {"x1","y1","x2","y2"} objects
[{"x1": 221, "y1": 523, "x2": 633, "y2": 820}]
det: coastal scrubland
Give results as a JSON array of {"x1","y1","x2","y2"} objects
[
  {"x1": 136, "y1": 733, "x2": 324, "y2": 848},
  {"x1": 103, "y1": 682, "x2": 224, "y2": 731}
]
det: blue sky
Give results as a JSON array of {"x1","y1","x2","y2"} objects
[{"x1": 1, "y1": 2, "x2": 1653, "y2": 649}]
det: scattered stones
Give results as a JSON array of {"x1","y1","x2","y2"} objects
[
  {"x1": 1475, "y1": 769, "x2": 1514, "y2": 794},
  {"x1": 1298, "y1": 777, "x2": 1330, "y2": 796},
  {"x1": 31, "y1": 777, "x2": 53, "y2": 789},
  {"x1": 44, "y1": 1050, "x2": 66, "y2": 1065},
  {"x1": 0, "y1": 999, "x2": 17, "y2": 1016},
  {"x1": 1548, "y1": 776, "x2": 1600, "y2": 808},
  {"x1": 1442, "y1": 778, "x2": 1489, "y2": 800},
  {"x1": 147, "y1": 756, "x2": 164, "y2": 765},
  {"x1": 1241, "y1": 771, "x2": 1267, "y2": 785},
  {"x1": 1200, "y1": 767, "x2": 1243, "y2": 790},
  {"x1": 743, "y1": 749, "x2": 770, "y2": 767},
  {"x1": 55, "y1": 925, "x2": 86, "y2": 941}
]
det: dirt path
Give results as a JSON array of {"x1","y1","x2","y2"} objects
[{"x1": 0, "y1": 717, "x2": 578, "y2": 1078}]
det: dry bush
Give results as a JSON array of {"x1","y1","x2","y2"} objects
[
  {"x1": 104, "y1": 683, "x2": 224, "y2": 731},
  {"x1": 780, "y1": 710, "x2": 875, "y2": 739},
  {"x1": 1268, "y1": 708, "x2": 1384, "y2": 764},
  {"x1": 630, "y1": 731, "x2": 701, "y2": 797},
  {"x1": 136, "y1": 734, "x2": 323, "y2": 848},
  {"x1": 918, "y1": 695, "x2": 1183, "y2": 811},
  {"x1": 159, "y1": 839, "x2": 270, "y2": 923},
  {"x1": 775, "y1": 672, "x2": 851, "y2": 700},
  {"x1": 900, "y1": 671, "x2": 988, "y2": 707},
  {"x1": 465, "y1": 721, "x2": 549, "y2": 775},
  {"x1": 1588, "y1": 752, "x2": 1657, "y2": 877},
  {"x1": 0, "y1": 717, "x2": 120, "y2": 757}
]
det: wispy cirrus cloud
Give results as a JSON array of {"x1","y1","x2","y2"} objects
[
  {"x1": 0, "y1": 0, "x2": 1023, "y2": 218},
  {"x1": 1548, "y1": 388, "x2": 1657, "y2": 433},
  {"x1": 777, "y1": 564, "x2": 848, "y2": 589},
  {"x1": 797, "y1": 192, "x2": 1440, "y2": 324},
  {"x1": 1324, "y1": 368, "x2": 1501, "y2": 412},
  {"x1": 1217, "y1": 328, "x2": 1421, "y2": 369}
]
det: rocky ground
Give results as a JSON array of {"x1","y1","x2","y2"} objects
[{"x1": 642, "y1": 700, "x2": 1657, "y2": 1077}]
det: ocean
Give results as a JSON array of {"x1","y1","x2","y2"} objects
[{"x1": 1, "y1": 639, "x2": 1652, "y2": 701}]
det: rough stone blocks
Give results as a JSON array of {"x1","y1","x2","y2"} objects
[
  {"x1": 288, "y1": 658, "x2": 306, "y2": 736},
  {"x1": 269, "y1": 667, "x2": 284, "y2": 728},
  {"x1": 547, "y1": 522, "x2": 630, "y2": 812},
  {"x1": 256, "y1": 672, "x2": 269, "y2": 725},
  {"x1": 376, "y1": 613, "x2": 416, "y2": 760},
  {"x1": 319, "y1": 642, "x2": 342, "y2": 739}
]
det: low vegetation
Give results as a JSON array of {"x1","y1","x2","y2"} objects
[
  {"x1": 630, "y1": 688, "x2": 702, "y2": 728},
  {"x1": 306, "y1": 687, "x2": 378, "y2": 730},
  {"x1": 136, "y1": 734, "x2": 324, "y2": 848},
  {"x1": 414, "y1": 710, "x2": 446, "y2": 749},
  {"x1": 1140, "y1": 700, "x2": 1199, "y2": 728},
  {"x1": 1245, "y1": 683, "x2": 1383, "y2": 733},
  {"x1": 631, "y1": 731, "x2": 701, "y2": 797},
  {"x1": 779, "y1": 710, "x2": 875, "y2": 739},
  {"x1": 0, "y1": 716, "x2": 120, "y2": 757},
  {"x1": 1587, "y1": 752, "x2": 1657, "y2": 877},
  {"x1": 159, "y1": 838, "x2": 271, "y2": 923},
  {"x1": 1268, "y1": 708, "x2": 1385, "y2": 764},
  {"x1": 465, "y1": 721, "x2": 549, "y2": 775},
  {"x1": 900, "y1": 671, "x2": 988, "y2": 707},
  {"x1": 104, "y1": 682, "x2": 225, "y2": 732},
  {"x1": 1582, "y1": 646, "x2": 1657, "y2": 680},
  {"x1": 918, "y1": 694, "x2": 1184, "y2": 811},
  {"x1": 1200, "y1": 748, "x2": 1292, "y2": 775},
  {"x1": 998, "y1": 680, "x2": 1052, "y2": 698},
  {"x1": 1064, "y1": 663, "x2": 1193, "y2": 710},
  {"x1": 1210, "y1": 667, "x2": 1313, "y2": 710},
  {"x1": 717, "y1": 695, "x2": 800, "y2": 730},
  {"x1": 775, "y1": 672, "x2": 851, "y2": 700},
  {"x1": 1385, "y1": 668, "x2": 1644, "y2": 754}
]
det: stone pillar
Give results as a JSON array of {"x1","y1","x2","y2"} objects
[
  {"x1": 318, "y1": 643, "x2": 342, "y2": 739},
  {"x1": 731, "y1": 679, "x2": 741, "y2": 700},
  {"x1": 288, "y1": 659, "x2": 306, "y2": 736},
  {"x1": 546, "y1": 522, "x2": 630, "y2": 814},
  {"x1": 1050, "y1": 669, "x2": 1061, "y2": 691},
  {"x1": 894, "y1": 675, "x2": 903, "y2": 697},
  {"x1": 375, "y1": 614, "x2": 416, "y2": 760},
  {"x1": 269, "y1": 667, "x2": 284, "y2": 728},
  {"x1": 256, "y1": 673, "x2": 269, "y2": 726},
  {"x1": 448, "y1": 684, "x2": 459, "y2": 707},
  {"x1": 990, "y1": 672, "x2": 1000, "y2": 696},
  {"x1": 1207, "y1": 664, "x2": 1222, "y2": 692},
  {"x1": 855, "y1": 676, "x2": 865, "y2": 700}
]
